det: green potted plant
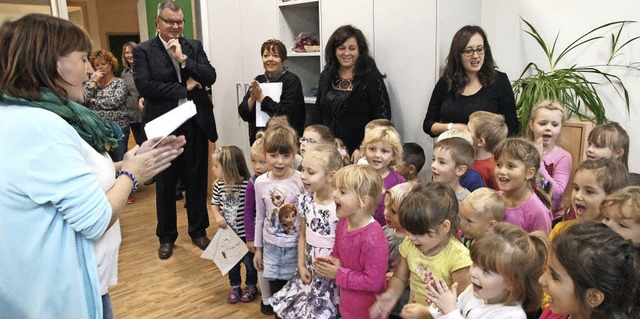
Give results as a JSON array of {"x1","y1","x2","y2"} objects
[{"x1": 513, "y1": 18, "x2": 640, "y2": 130}]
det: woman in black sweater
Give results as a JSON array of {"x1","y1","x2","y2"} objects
[
  {"x1": 238, "y1": 39, "x2": 305, "y2": 145},
  {"x1": 423, "y1": 25, "x2": 518, "y2": 138},
  {"x1": 311, "y1": 25, "x2": 391, "y2": 154}
]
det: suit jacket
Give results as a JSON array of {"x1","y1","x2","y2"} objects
[{"x1": 133, "y1": 36, "x2": 218, "y2": 142}]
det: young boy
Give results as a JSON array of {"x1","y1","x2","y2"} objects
[
  {"x1": 431, "y1": 137, "x2": 474, "y2": 203},
  {"x1": 396, "y1": 142, "x2": 425, "y2": 182},
  {"x1": 601, "y1": 186, "x2": 640, "y2": 245},
  {"x1": 437, "y1": 128, "x2": 484, "y2": 192},
  {"x1": 459, "y1": 188, "x2": 505, "y2": 248},
  {"x1": 467, "y1": 111, "x2": 508, "y2": 190}
]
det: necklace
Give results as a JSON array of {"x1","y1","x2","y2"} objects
[{"x1": 333, "y1": 76, "x2": 353, "y2": 91}]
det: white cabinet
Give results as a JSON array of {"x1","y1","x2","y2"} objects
[
  {"x1": 373, "y1": 1, "x2": 438, "y2": 179},
  {"x1": 207, "y1": 0, "x2": 277, "y2": 153}
]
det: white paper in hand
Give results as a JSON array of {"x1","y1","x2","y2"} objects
[
  {"x1": 255, "y1": 82, "x2": 283, "y2": 127},
  {"x1": 144, "y1": 100, "x2": 197, "y2": 148},
  {"x1": 200, "y1": 227, "x2": 249, "y2": 275}
]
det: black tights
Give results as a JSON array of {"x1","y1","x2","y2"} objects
[{"x1": 269, "y1": 280, "x2": 288, "y2": 319}]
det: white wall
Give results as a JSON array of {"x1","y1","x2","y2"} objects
[{"x1": 481, "y1": 0, "x2": 640, "y2": 172}]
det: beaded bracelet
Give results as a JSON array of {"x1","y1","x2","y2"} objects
[{"x1": 116, "y1": 170, "x2": 138, "y2": 194}]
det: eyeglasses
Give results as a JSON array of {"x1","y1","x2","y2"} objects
[
  {"x1": 158, "y1": 16, "x2": 185, "y2": 26},
  {"x1": 462, "y1": 46, "x2": 485, "y2": 57},
  {"x1": 299, "y1": 136, "x2": 317, "y2": 144}
]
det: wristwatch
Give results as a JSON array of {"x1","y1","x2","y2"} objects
[{"x1": 180, "y1": 55, "x2": 187, "y2": 68}]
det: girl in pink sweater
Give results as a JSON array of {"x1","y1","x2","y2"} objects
[{"x1": 314, "y1": 165, "x2": 388, "y2": 319}]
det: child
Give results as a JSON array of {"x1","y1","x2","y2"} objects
[
  {"x1": 493, "y1": 138, "x2": 553, "y2": 234},
  {"x1": 314, "y1": 165, "x2": 389, "y2": 319},
  {"x1": 436, "y1": 129, "x2": 484, "y2": 192},
  {"x1": 370, "y1": 182, "x2": 472, "y2": 319},
  {"x1": 299, "y1": 124, "x2": 334, "y2": 156},
  {"x1": 585, "y1": 122, "x2": 629, "y2": 169},
  {"x1": 550, "y1": 158, "x2": 629, "y2": 239},
  {"x1": 431, "y1": 137, "x2": 474, "y2": 203},
  {"x1": 362, "y1": 126, "x2": 406, "y2": 226},
  {"x1": 600, "y1": 186, "x2": 640, "y2": 245},
  {"x1": 353, "y1": 118, "x2": 397, "y2": 164},
  {"x1": 210, "y1": 146, "x2": 256, "y2": 304},
  {"x1": 271, "y1": 144, "x2": 343, "y2": 319},
  {"x1": 526, "y1": 100, "x2": 572, "y2": 219},
  {"x1": 243, "y1": 132, "x2": 274, "y2": 314},
  {"x1": 252, "y1": 123, "x2": 304, "y2": 317},
  {"x1": 538, "y1": 221, "x2": 640, "y2": 318},
  {"x1": 459, "y1": 187, "x2": 505, "y2": 248},
  {"x1": 382, "y1": 182, "x2": 417, "y2": 319},
  {"x1": 468, "y1": 111, "x2": 508, "y2": 190},
  {"x1": 428, "y1": 222, "x2": 548, "y2": 318},
  {"x1": 397, "y1": 142, "x2": 425, "y2": 183}
]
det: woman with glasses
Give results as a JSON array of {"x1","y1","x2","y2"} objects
[
  {"x1": 238, "y1": 39, "x2": 305, "y2": 145},
  {"x1": 423, "y1": 25, "x2": 519, "y2": 138}
]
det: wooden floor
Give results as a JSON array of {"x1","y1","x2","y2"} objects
[{"x1": 110, "y1": 183, "x2": 271, "y2": 319}]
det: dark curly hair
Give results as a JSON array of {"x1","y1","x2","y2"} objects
[
  {"x1": 323, "y1": 25, "x2": 383, "y2": 84},
  {"x1": 442, "y1": 25, "x2": 497, "y2": 96}
]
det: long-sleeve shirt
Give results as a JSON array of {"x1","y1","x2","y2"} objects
[
  {"x1": 502, "y1": 192, "x2": 553, "y2": 234},
  {"x1": 331, "y1": 218, "x2": 388, "y2": 319},
  {"x1": 244, "y1": 175, "x2": 258, "y2": 242},
  {"x1": 429, "y1": 285, "x2": 526, "y2": 319},
  {"x1": 373, "y1": 170, "x2": 406, "y2": 226},
  {"x1": 539, "y1": 146, "x2": 572, "y2": 218},
  {"x1": 83, "y1": 77, "x2": 129, "y2": 128},
  {"x1": 253, "y1": 171, "x2": 304, "y2": 248}
]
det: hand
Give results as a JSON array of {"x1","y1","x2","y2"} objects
[
  {"x1": 452, "y1": 123, "x2": 468, "y2": 132},
  {"x1": 399, "y1": 303, "x2": 431, "y2": 319},
  {"x1": 312, "y1": 256, "x2": 339, "y2": 279},
  {"x1": 535, "y1": 137, "x2": 545, "y2": 158},
  {"x1": 253, "y1": 248, "x2": 263, "y2": 271},
  {"x1": 214, "y1": 214, "x2": 228, "y2": 229},
  {"x1": 121, "y1": 135, "x2": 185, "y2": 183},
  {"x1": 386, "y1": 271, "x2": 394, "y2": 281},
  {"x1": 246, "y1": 241, "x2": 255, "y2": 253},
  {"x1": 138, "y1": 97, "x2": 144, "y2": 111},
  {"x1": 248, "y1": 80, "x2": 264, "y2": 102},
  {"x1": 186, "y1": 77, "x2": 202, "y2": 91},
  {"x1": 351, "y1": 149, "x2": 362, "y2": 164},
  {"x1": 91, "y1": 70, "x2": 105, "y2": 83},
  {"x1": 299, "y1": 264, "x2": 312, "y2": 285},
  {"x1": 427, "y1": 279, "x2": 458, "y2": 315},
  {"x1": 167, "y1": 38, "x2": 184, "y2": 61},
  {"x1": 369, "y1": 290, "x2": 397, "y2": 319}
]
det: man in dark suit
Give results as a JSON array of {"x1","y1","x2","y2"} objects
[{"x1": 133, "y1": 0, "x2": 217, "y2": 259}]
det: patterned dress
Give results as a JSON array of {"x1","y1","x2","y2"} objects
[{"x1": 271, "y1": 193, "x2": 340, "y2": 319}]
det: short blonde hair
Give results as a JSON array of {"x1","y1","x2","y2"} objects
[
  {"x1": 365, "y1": 118, "x2": 396, "y2": 131},
  {"x1": 468, "y1": 111, "x2": 508, "y2": 153},
  {"x1": 384, "y1": 181, "x2": 418, "y2": 214},
  {"x1": 361, "y1": 126, "x2": 403, "y2": 170},
  {"x1": 461, "y1": 187, "x2": 505, "y2": 221},
  {"x1": 601, "y1": 186, "x2": 640, "y2": 223},
  {"x1": 436, "y1": 128, "x2": 473, "y2": 144},
  {"x1": 434, "y1": 137, "x2": 474, "y2": 168},
  {"x1": 303, "y1": 143, "x2": 344, "y2": 172},
  {"x1": 334, "y1": 165, "x2": 383, "y2": 212}
]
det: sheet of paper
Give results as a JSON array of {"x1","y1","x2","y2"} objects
[
  {"x1": 255, "y1": 82, "x2": 283, "y2": 127},
  {"x1": 144, "y1": 100, "x2": 197, "y2": 148},
  {"x1": 200, "y1": 227, "x2": 249, "y2": 276}
]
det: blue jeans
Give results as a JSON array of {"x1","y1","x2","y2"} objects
[
  {"x1": 108, "y1": 125, "x2": 130, "y2": 162},
  {"x1": 229, "y1": 251, "x2": 257, "y2": 287}
]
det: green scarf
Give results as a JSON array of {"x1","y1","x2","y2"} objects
[{"x1": 1, "y1": 88, "x2": 122, "y2": 153}]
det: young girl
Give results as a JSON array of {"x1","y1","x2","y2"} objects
[
  {"x1": 427, "y1": 222, "x2": 548, "y2": 318},
  {"x1": 370, "y1": 182, "x2": 472, "y2": 319},
  {"x1": 362, "y1": 126, "x2": 406, "y2": 226},
  {"x1": 585, "y1": 122, "x2": 629, "y2": 169},
  {"x1": 299, "y1": 124, "x2": 334, "y2": 156},
  {"x1": 210, "y1": 146, "x2": 256, "y2": 304},
  {"x1": 271, "y1": 144, "x2": 343, "y2": 319},
  {"x1": 383, "y1": 182, "x2": 417, "y2": 319},
  {"x1": 539, "y1": 221, "x2": 640, "y2": 319},
  {"x1": 243, "y1": 132, "x2": 274, "y2": 314},
  {"x1": 493, "y1": 138, "x2": 553, "y2": 234},
  {"x1": 550, "y1": 158, "x2": 629, "y2": 239},
  {"x1": 601, "y1": 186, "x2": 640, "y2": 245},
  {"x1": 314, "y1": 165, "x2": 389, "y2": 319},
  {"x1": 527, "y1": 100, "x2": 572, "y2": 219},
  {"x1": 252, "y1": 123, "x2": 304, "y2": 317}
]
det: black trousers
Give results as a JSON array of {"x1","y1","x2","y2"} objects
[{"x1": 155, "y1": 119, "x2": 209, "y2": 244}]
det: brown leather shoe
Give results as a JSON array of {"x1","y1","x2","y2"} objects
[
  {"x1": 158, "y1": 243, "x2": 174, "y2": 259},
  {"x1": 191, "y1": 236, "x2": 210, "y2": 250}
]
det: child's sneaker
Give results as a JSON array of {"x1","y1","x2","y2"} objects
[
  {"x1": 227, "y1": 286, "x2": 241, "y2": 304},
  {"x1": 260, "y1": 302, "x2": 273, "y2": 315},
  {"x1": 240, "y1": 285, "x2": 257, "y2": 302}
]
